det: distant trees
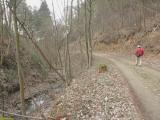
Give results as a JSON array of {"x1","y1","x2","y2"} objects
[
  {"x1": 92, "y1": 0, "x2": 160, "y2": 33},
  {"x1": 0, "y1": 0, "x2": 10, "y2": 65},
  {"x1": 31, "y1": 1, "x2": 55, "y2": 65}
]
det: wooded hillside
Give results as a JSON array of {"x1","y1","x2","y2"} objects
[{"x1": 0, "y1": 0, "x2": 160, "y2": 119}]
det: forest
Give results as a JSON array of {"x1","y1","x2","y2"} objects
[{"x1": 0, "y1": 0, "x2": 160, "y2": 119}]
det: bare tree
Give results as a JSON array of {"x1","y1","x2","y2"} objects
[
  {"x1": 84, "y1": 0, "x2": 90, "y2": 68},
  {"x1": 77, "y1": 0, "x2": 84, "y2": 69},
  {"x1": 64, "y1": 0, "x2": 74, "y2": 84},
  {"x1": 120, "y1": 0, "x2": 124, "y2": 28},
  {"x1": 13, "y1": 0, "x2": 26, "y2": 116},
  {"x1": 51, "y1": 0, "x2": 63, "y2": 67},
  {"x1": 84, "y1": 0, "x2": 94, "y2": 68},
  {"x1": 88, "y1": 0, "x2": 94, "y2": 67},
  {"x1": 0, "y1": 0, "x2": 4, "y2": 65}
]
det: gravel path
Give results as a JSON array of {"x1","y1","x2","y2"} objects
[
  {"x1": 51, "y1": 56, "x2": 142, "y2": 120},
  {"x1": 96, "y1": 53, "x2": 160, "y2": 120}
]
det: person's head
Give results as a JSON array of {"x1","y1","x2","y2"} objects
[{"x1": 137, "y1": 45, "x2": 141, "y2": 48}]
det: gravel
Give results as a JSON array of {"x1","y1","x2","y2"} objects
[{"x1": 50, "y1": 59, "x2": 142, "y2": 120}]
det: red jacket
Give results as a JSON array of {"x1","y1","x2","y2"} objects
[{"x1": 135, "y1": 47, "x2": 144, "y2": 57}]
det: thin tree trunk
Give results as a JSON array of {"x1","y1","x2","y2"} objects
[
  {"x1": 121, "y1": 0, "x2": 124, "y2": 28},
  {"x1": 64, "y1": 0, "x2": 73, "y2": 84},
  {"x1": 77, "y1": 0, "x2": 84, "y2": 69},
  {"x1": 64, "y1": 0, "x2": 69, "y2": 82},
  {"x1": 85, "y1": 0, "x2": 93, "y2": 68},
  {"x1": 13, "y1": 0, "x2": 26, "y2": 117},
  {"x1": 51, "y1": 0, "x2": 63, "y2": 67},
  {"x1": 0, "y1": 0, "x2": 4, "y2": 65},
  {"x1": 142, "y1": 0, "x2": 146, "y2": 30},
  {"x1": 88, "y1": 0, "x2": 93, "y2": 67},
  {"x1": 85, "y1": 0, "x2": 90, "y2": 68}
]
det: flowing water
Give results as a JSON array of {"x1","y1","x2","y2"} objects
[{"x1": 26, "y1": 80, "x2": 64, "y2": 114}]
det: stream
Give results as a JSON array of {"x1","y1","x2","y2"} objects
[
  {"x1": 26, "y1": 94, "x2": 50, "y2": 114},
  {"x1": 18, "y1": 80, "x2": 65, "y2": 115}
]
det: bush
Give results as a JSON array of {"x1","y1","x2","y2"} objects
[{"x1": 98, "y1": 64, "x2": 108, "y2": 73}]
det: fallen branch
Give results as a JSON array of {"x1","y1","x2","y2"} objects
[{"x1": 0, "y1": 109, "x2": 44, "y2": 119}]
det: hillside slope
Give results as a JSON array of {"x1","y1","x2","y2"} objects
[{"x1": 94, "y1": 15, "x2": 160, "y2": 56}]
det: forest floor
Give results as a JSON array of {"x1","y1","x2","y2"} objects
[
  {"x1": 2, "y1": 52, "x2": 160, "y2": 120},
  {"x1": 50, "y1": 52, "x2": 160, "y2": 120}
]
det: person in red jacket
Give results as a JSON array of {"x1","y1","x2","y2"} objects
[{"x1": 135, "y1": 45, "x2": 144, "y2": 66}]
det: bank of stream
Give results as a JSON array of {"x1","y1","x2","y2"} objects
[
  {"x1": 26, "y1": 80, "x2": 65, "y2": 114},
  {"x1": 5, "y1": 80, "x2": 65, "y2": 118}
]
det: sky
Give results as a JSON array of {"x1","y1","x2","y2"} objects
[{"x1": 26, "y1": 0, "x2": 76, "y2": 20}]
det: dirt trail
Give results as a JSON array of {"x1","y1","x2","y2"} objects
[
  {"x1": 51, "y1": 53, "x2": 142, "y2": 120},
  {"x1": 95, "y1": 53, "x2": 160, "y2": 120}
]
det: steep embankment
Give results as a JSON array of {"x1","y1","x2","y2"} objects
[
  {"x1": 94, "y1": 16, "x2": 160, "y2": 56},
  {"x1": 94, "y1": 30, "x2": 160, "y2": 57},
  {"x1": 0, "y1": 49, "x2": 49, "y2": 113}
]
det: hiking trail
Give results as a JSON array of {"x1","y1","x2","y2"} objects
[{"x1": 95, "y1": 53, "x2": 160, "y2": 120}]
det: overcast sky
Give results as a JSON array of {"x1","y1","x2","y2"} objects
[{"x1": 26, "y1": 0, "x2": 76, "y2": 20}]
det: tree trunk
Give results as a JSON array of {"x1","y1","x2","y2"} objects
[
  {"x1": 85, "y1": 0, "x2": 90, "y2": 68},
  {"x1": 142, "y1": 0, "x2": 146, "y2": 30},
  {"x1": 13, "y1": 0, "x2": 26, "y2": 116},
  {"x1": 77, "y1": 0, "x2": 84, "y2": 69},
  {"x1": 85, "y1": 0, "x2": 93, "y2": 68},
  {"x1": 88, "y1": 0, "x2": 93, "y2": 67},
  {"x1": 0, "y1": 0, "x2": 4, "y2": 65},
  {"x1": 51, "y1": 0, "x2": 63, "y2": 67},
  {"x1": 121, "y1": 0, "x2": 124, "y2": 28},
  {"x1": 64, "y1": 0, "x2": 73, "y2": 84}
]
